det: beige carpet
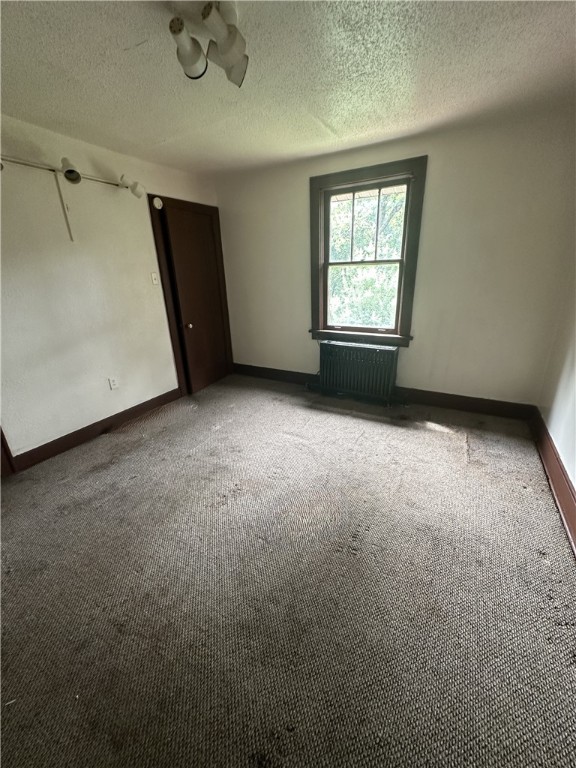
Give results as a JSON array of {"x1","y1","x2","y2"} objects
[{"x1": 2, "y1": 375, "x2": 575, "y2": 767}]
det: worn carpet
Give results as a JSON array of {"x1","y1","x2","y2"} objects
[{"x1": 2, "y1": 375, "x2": 575, "y2": 767}]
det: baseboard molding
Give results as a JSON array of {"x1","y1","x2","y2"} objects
[
  {"x1": 394, "y1": 386, "x2": 537, "y2": 421},
  {"x1": 1, "y1": 430, "x2": 16, "y2": 477},
  {"x1": 11, "y1": 388, "x2": 182, "y2": 473},
  {"x1": 232, "y1": 371, "x2": 536, "y2": 421},
  {"x1": 530, "y1": 410, "x2": 576, "y2": 558},
  {"x1": 6, "y1": 372, "x2": 575, "y2": 560},
  {"x1": 233, "y1": 363, "x2": 313, "y2": 386}
]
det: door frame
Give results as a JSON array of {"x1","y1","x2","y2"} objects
[{"x1": 147, "y1": 194, "x2": 233, "y2": 395}]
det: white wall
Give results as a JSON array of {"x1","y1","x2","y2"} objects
[
  {"x1": 214, "y1": 99, "x2": 575, "y2": 408},
  {"x1": 1, "y1": 117, "x2": 214, "y2": 455},
  {"x1": 538, "y1": 274, "x2": 575, "y2": 486},
  {"x1": 532, "y1": 97, "x2": 576, "y2": 488}
]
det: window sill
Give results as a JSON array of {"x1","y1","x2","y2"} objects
[{"x1": 310, "y1": 329, "x2": 412, "y2": 347}]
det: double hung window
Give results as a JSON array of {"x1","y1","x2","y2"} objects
[{"x1": 310, "y1": 156, "x2": 427, "y2": 346}]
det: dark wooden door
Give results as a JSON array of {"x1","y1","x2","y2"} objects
[{"x1": 148, "y1": 196, "x2": 232, "y2": 394}]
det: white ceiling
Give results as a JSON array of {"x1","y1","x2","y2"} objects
[{"x1": 1, "y1": 1, "x2": 574, "y2": 173}]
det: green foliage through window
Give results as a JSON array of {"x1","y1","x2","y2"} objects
[
  {"x1": 328, "y1": 263, "x2": 399, "y2": 328},
  {"x1": 327, "y1": 184, "x2": 406, "y2": 328}
]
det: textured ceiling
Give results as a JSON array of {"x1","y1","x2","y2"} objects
[{"x1": 1, "y1": 1, "x2": 574, "y2": 172}]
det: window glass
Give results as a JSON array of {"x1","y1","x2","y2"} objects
[
  {"x1": 376, "y1": 185, "x2": 406, "y2": 261},
  {"x1": 329, "y1": 193, "x2": 352, "y2": 262},
  {"x1": 327, "y1": 263, "x2": 399, "y2": 328},
  {"x1": 351, "y1": 189, "x2": 379, "y2": 262}
]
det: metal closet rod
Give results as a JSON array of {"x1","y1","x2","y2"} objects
[{"x1": 0, "y1": 155, "x2": 121, "y2": 188}]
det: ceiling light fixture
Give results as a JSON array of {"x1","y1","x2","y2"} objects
[
  {"x1": 169, "y1": 16, "x2": 208, "y2": 80},
  {"x1": 169, "y1": 2, "x2": 248, "y2": 88},
  {"x1": 202, "y1": 2, "x2": 248, "y2": 88}
]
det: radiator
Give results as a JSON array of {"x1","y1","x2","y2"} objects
[{"x1": 319, "y1": 341, "x2": 399, "y2": 402}]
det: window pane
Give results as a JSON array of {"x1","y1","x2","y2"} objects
[
  {"x1": 327, "y1": 263, "x2": 399, "y2": 328},
  {"x1": 329, "y1": 193, "x2": 352, "y2": 262},
  {"x1": 352, "y1": 189, "x2": 379, "y2": 262},
  {"x1": 376, "y1": 185, "x2": 407, "y2": 260}
]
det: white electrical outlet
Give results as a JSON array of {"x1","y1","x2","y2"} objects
[
  {"x1": 108, "y1": 377, "x2": 119, "y2": 390},
  {"x1": 151, "y1": 272, "x2": 159, "y2": 285}
]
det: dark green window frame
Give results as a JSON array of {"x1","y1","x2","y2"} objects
[{"x1": 310, "y1": 155, "x2": 427, "y2": 347}]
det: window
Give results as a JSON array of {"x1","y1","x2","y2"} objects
[{"x1": 310, "y1": 156, "x2": 427, "y2": 346}]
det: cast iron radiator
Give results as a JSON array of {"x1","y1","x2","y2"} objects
[{"x1": 319, "y1": 341, "x2": 399, "y2": 402}]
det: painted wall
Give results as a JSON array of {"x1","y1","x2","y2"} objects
[
  {"x1": 1, "y1": 117, "x2": 214, "y2": 455},
  {"x1": 538, "y1": 277, "x2": 575, "y2": 487},
  {"x1": 214, "y1": 99, "x2": 574, "y2": 407},
  {"x1": 533, "y1": 96, "x2": 576, "y2": 488}
]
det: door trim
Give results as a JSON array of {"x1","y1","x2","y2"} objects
[
  {"x1": 147, "y1": 195, "x2": 233, "y2": 395},
  {"x1": 147, "y1": 196, "x2": 188, "y2": 394}
]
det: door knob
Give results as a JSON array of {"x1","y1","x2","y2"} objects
[{"x1": 186, "y1": 323, "x2": 194, "y2": 329}]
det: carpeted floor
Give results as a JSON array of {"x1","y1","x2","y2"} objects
[{"x1": 2, "y1": 375, "x2": 575, "y2": 767}]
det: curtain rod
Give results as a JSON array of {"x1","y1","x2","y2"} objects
[{"x1": 0, "y1": 155, "x2": 121, "y2": 188}]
